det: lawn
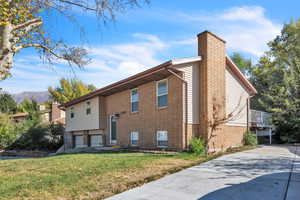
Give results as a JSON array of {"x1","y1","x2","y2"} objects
[{"x1": 0, "y1": 147, "x2": 254, "y2": 200}]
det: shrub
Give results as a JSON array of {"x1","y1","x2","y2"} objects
[
  {"x1": 0, "y1": 114, "x2": 19, "y2": 149},
  {"x1": 8, "y1": 112, "x2": 64, "y2": 151},
  {"x1": 10, "y1": 122, "x2": 64, "y2": 151},
  {"x1": 47, "y1": 123, "x2": 64, "y2": 150},
  {"x1": 189, "y1": 137, "x2": 205, "y2": 156},
  {"x1": 244, "y1": 131, "x2": 257, "y2": 146}
]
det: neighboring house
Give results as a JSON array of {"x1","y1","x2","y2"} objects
[
  {"x1": 59, "y1": 31, "x2": 257, "y2": 152},
  {"x1": 39, "y1": 102, "x2": 66, "y2": 124},
  {"x1": 11, "y1": 112, "x2": 28, "y2": 124},
  {"x1": 11, "y1": 102, "x2": 65, "y2": 124}
]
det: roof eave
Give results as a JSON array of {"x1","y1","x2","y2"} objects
[{"x1": 59, "y1": 60, "x2": 173, "y2": 109}]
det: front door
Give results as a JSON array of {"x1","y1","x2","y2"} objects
[{"x1": 110, "y1": 115, "x2": 117, "y2": 144}]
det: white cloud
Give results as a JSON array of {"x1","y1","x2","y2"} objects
[
  {"x1": 1, "y1": 5, "x2": 282, "y2": 93},
  {"x1": 220, "y1": 6, "x2": 265, "y2": 21},
  {"x1": 159, "y1": 6, "x2": 282, "y2": 57},
  {"x1": 217, "y1": 6, "x2": 281, "y2": 56},
  {"x1": 2, "y1": 33, "x2": 167, "y2": 93},
  {"x1": 86, "y1": 33, "x2": 167, "y2": 76},
  {"x1": 217, "y1": 7, "x2": 278, "y2": 56}
]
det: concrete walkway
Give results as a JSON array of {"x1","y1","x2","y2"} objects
[
  {"x1": 0, "y1": 156, "x2": 27, "y2": 160},
  {"x1": 107, "y1": 145, "x2": 300, "y2": 200}
]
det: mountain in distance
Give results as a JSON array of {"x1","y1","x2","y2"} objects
[{"x1": 12, "y1": 91, "x2": 50, "y2": 104}]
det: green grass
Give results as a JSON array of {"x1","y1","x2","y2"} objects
[{"x1": 0, "y1": 146, "x2": 255, "y2": 200}]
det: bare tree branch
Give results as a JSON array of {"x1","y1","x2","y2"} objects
[
  {"x1": 206, "y1": 95, "x2": 246, "y2": 154},
  {"x1": 13, "y1": 18, "x2": 42, "y2": 31},
  {"x1": 0, "y1": 0, "x2": 150, "y2": 80},
  {"x1": 57, "y1": 0, "x2": 98, "y2": 11},
  {"x1": 14, "y1": 43, "x2": 63, "y2": 58}
]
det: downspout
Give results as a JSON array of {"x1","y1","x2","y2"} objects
[
  {"x1": 167, "y1": 68, "x2": 188, "y2": 150},
  {"x1": 247, "y1": 94, "x2": 255, "y2": 132}
]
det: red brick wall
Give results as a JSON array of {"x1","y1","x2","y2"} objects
[
  {"x1": 51, "y1": 102, "x2": 62, "y2": 122},
  {"x1": 103, "y1": 75, "x2": 185, "y2": 150},
  {"x1": 207, "y1": 125, "x2": 246, "y2": 152}
]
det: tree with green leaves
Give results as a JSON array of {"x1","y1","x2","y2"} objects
[
  {"x1": 0, "y1": 113, "x2": 18, "y2": 149},
  {"x1": 17, "y1": 98, "x2": 42, "y2": 122},
  {"x1": 230, "y1": 52, "x2": 253, "y2": 76},
  {"x1": 251, "y1": 19, "x2": 300, "y2": 142},
  {"x1": 48, "y1": 78, "x2": 96, "y2": 104},
  {"x1": 0, "y1": 92, "x2": 17, "y2": 114},
  {"x1": 18, "y1": 98, "x2": 39, "y2": 113},
  {"x1": 0, "y1": 0, "x2": 150, "y2": 80}
]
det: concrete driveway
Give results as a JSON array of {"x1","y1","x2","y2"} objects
[{"x1": 107, "y1": 145, "x2": 299, "y2": 200}]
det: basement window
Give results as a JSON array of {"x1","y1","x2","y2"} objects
[
  {"x1": 157, "y1": 131, "x2": 168, "y2": 147},
  {"x1": 131, "y1": 131, "x2": 139, "y2": 146}
]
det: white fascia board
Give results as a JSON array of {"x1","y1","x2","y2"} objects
[{"x1": 171, "y1": 56, "x2": 201, "y2": 65}]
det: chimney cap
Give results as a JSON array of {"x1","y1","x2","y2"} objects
[{"x1": 197, "y1": 30, "x2": 226, "y2": 43}]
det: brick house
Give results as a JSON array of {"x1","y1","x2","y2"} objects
[
  {"x1": 11, "y1": 102, "x2": 65, "y2": 124},
  {"x1": 59, "y1": 31, "x2": 257, "y2": 152}
]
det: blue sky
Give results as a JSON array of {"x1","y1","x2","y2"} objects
[{"x1": 2, "y1": 0, "x2": 300, "y2": 93}]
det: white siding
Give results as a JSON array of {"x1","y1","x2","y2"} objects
[
  {"x1": 225, "y1": 66, "x2": 250, "y2": 126},
  {"x1": 175, "y1": 62, "x2": 200, "y2": 124},
  {"x1": 66, "y1": 96, "x2": 100, "y2": 132}
]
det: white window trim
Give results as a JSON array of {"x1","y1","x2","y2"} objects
[
  {"x1": 130, "y1": 88, "x2": 139, "y2": 113},
  {"x1": 156, "y1": 79, "x2": 168, "y2": 108},
  {"x1": 130, "y1": 131, "x2": 139, "y2": 146},
  {"x1": 156, "y1": 130, "x2": 168, "y2": 148}
]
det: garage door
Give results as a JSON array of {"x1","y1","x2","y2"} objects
[
  {"x1": 74, "y1": 135, "x2": 86, "y2": 148},
  {"x1": 90, "y1": 135, "x2": 103, "y2": 147}
]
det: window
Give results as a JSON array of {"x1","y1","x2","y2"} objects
[
  {"x1": 70, "y1": 107, "x2": 74, "y2": 118},
  {"x1": 86, "y1": 101, "x2": 91, "y2": 115},
  {"x1": 130, "y1": 88, "x2": 139, "y2": 112},
  {"x1": 157, "y1": 80, "x2": 168, "y2": 108},
  {"x1": 131, "y1": 131, "x2": 139, "y2": 146},
  {"x1": 90, "y1": 135, "x2": 103, "y2": 147},
  {"x1": 157, "y1": 131, "x2": 168, "y2": 147}
]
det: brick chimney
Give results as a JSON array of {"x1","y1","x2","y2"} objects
[
  {"x1": 197, "y1": 31, "x2": 226, "y2": 149},
  {"x1": 51, "y1": 102, "x2": 62, "y2": 123}
]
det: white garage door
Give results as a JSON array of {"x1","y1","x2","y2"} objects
[
  {"x1": 90, "y1": 135, "x2": 103, "y2": 147},
  {"x1": 75, "y1": 135, "x2": 86, "y2": 148}
]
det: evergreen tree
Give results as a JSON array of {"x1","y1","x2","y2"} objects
[
  {"x1": 230, "y1": 53, "x2": 253, "y2": 76},
  {"x1": 0, "y1": 114, "x2": 18, "y2": 149},
  {"x1": 18, "y1": 98, "x2": 39, "y2": 113},
  {"x1": 0, "y1": 93, "x2": 17, "y2": 114}
]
